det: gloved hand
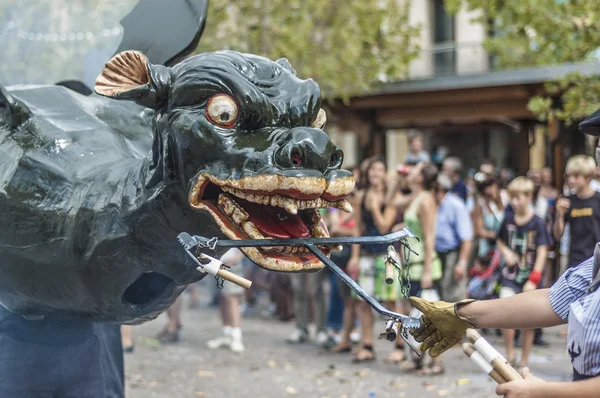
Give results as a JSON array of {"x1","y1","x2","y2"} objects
[{"x1": 409, "y1": 296, "x2": 477, "y2": 357}]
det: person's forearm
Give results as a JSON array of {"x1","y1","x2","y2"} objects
[
  {"x1": 458, "y1": 239, "x2": 472, "y2": 264},
  {"x1": 457, "y1": 289, "x2": 565, "y2": 329},
  {"x1": 553, "y1": 216, "x2": 565, "y2": 242},
  {"x1": 535, "y1": 377, "x2": 600, "y2": 398}
]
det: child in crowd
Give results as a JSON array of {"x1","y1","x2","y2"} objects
[
  {"x1": 554, "y1": 155, "x2": 600, "y2": 268},
  {"x1": 496, "y1": 177, "x2": 550, "y2": 369}
]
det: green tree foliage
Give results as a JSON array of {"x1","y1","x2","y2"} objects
[
  {"x1": 195, "y1": 0, "x2": 421, "y2": 99},
  {"x1": 444, "y1": 0, "x2": 600, "y2": 124}
]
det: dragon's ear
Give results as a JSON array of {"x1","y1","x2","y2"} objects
[{"x1": 94, "y1": 51, "x2": 171, "y2": 109}]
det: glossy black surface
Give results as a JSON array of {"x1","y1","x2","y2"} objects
[
  {"x1": 0, "y1": 1, "x2": 352, "y2": 323},
  {"x1": 580, "y1": 108, "x2": 600, "y2": 136}
]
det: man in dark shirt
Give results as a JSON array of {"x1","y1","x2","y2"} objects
[
  {"x1": 442, "y1": 156, "x2": 468, "y2": 202},
  {"x1": 554, "y1": 155, "x2": 600, "y2": 268}
]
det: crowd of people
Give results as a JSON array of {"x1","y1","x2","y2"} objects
[{"x1": 124, "y1": 133, "x2": 600, "y2": 379}]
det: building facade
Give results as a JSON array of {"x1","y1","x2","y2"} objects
[{"x1": 328, "y1": 0, "x2": 596, "y2": 186}]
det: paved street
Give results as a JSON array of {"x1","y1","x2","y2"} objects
[{"x1": 125, "y1": 282, "x2": 573, "y2": 398}]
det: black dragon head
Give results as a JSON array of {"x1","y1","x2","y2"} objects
[{"x1": 95, "y1": 50, "x2": 355, "y2": 272}]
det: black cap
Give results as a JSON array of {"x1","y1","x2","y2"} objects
[{"x1": 580, "y1": 108, "x2": 600, "y2": 136}]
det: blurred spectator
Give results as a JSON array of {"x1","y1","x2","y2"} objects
[
  {"x1": 527, "y1": 170, "x2": 550, "y2": 220},
  {"x1": 121, "y1": 325, "x2": 134, "y2": 353},
  {"x1": 405, "y1": 132, "x2": 430, "y2": 165},
  {"x1": 471, "y1": 172, "x2": 506, "y2": 258},
  {"x1": 554, "y1": 155, "x2": 600, "y2": 268},
  {"x1": 157, "y1": 297, "x2": 182, "y2": 343},
  {"x1": 496, "y1": 177, "x2": 550, "y2": 369},
  {"x1": 288, "y1": 265, "x2": 328, "y2": 345},
  {"x1": 207, "y1": 248, "x2": 246, "y2": 353},
  {"x1": 347, "y1": 156, "x2": 400, "y2": 363},
  {"x1": 434, "y1": 172, "x2": 473, "y2": 303},
  {"x1": 540, "y1": 167, "x2": 558, "y2": 201},
  {"x1": 269, "y1": 273, "x2": 294, "y2": 321},
  {"x1": 326, "y1": 188, "x2": 359, "y2": 352},
  {"x1": 442, "y1": 157, "x2": 468, "y2": 202},
  {"x1": 480, "y1": 159, "x2": 496, "y2": 175},
  {"x1": 397, "y1": 162, "x2": 444, "y2": 374}
]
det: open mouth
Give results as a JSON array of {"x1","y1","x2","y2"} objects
[{"x1": 189, "y1": 174, "x2": 354, "y2": 271}]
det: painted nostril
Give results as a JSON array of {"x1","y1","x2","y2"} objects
[{"x1": 291, "y1": 150, "x2": 303, "y2": 167}]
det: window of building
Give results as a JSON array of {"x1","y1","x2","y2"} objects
[{"x1": 432, "y1": 0, "x2": 456, "y2": 75}]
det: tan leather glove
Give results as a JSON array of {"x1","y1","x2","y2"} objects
[{"x1": 409, "y1": 296, "x2": 477, "y2": 357}]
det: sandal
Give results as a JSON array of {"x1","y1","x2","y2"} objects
[
  {"x1": 400, "y1": 358, "x2": 423, "y2": 372},
  {"x1": 329, "y1": 344, "x2": 352, "y2": 353},
  {"x1": 351, "y1": 345, "x2": 376, "y2": 363},
  {"x1": 384, "y1": 345, "x2": 406, "y2": 364},
  {"x1": 417, "y1": 363, "x2": 445, "y2": 376}
]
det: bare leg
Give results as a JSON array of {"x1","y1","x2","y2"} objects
[
  {"x1": 502, "y1": 328, "x2": 516, "y2": 363},
  {"x1": 520, "y1": 328, "x2": 535, "y2": 368},
  {"x1": 352, "y1": 301, "x2": 375, "y2": 361},
  {"x1": 331, "y1": 297, "x2": 356, "y2": 352},
  {"x1": 187, "y1": 284, "x2": 200, "y2": 308},
  {"x1": 222, "y1": 295, "x2": 242, "y2": 328},
  {"x1": 121, "y1": 325, "x2": 134, "y2": 348},
  {"x1": 167, "y1": 297, "x2": 182, "y2": 333}
]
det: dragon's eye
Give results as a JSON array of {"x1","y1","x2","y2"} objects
[{"x1": 206, "y1": 94, "x2": 239, "y2": 128}]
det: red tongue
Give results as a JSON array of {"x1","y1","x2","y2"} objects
[{"x1": 239, "y1": 199, "x2": 310, "y2": 239}]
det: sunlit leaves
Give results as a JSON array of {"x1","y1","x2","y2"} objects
[{"x1": 195, "y1": 0, "x2": 420, "y2": 100}]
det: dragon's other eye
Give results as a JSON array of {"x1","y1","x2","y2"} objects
[{"x1": 206, "y1": 94, "x2": 239, "y2": 127}]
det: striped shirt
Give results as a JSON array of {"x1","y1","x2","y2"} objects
[{"x1": 549, "y1": 254, "x2": 600, "y2": 376}]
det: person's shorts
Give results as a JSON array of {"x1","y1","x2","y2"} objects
[
  {"x1": 499, "y1": 286, "x2": 518, "y2": 299},
  {"x1": 354, "y1": 253, "x2": 399, "y2": 302}
]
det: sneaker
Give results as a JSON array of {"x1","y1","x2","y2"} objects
[
  {"x1": 207, "y1": 334, "x2": 232, "y2": 349},
  {"x1": 286, "y1": 329, "x2": 309, "y2": 344},
  {"x1": 315, "y1": 330, "x2": 329, "y2": 346},
  {"x1": 349, "y1": 331, "x2": 361, "y2": 345},
  {"x1": 230, "y1": 338, "x2": 245, "y2": 353}
]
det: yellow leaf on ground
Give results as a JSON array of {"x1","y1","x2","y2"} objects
[
  {"x1": 456, "y1": 378, "x2": 471, "y2": 386},
  {"x1": 268, "y1": 360, "x2": 278, "y2": 368},
  {"x1": 286, "y1": 386, "x2": 297, "y2": 395},
  {"x1": 197, "y1": 370, "x2": 215, "y2": 377}
]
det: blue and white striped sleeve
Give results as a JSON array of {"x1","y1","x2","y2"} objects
[{"x1": 549, "y1": 257, "x2": 595, "y2": 321}]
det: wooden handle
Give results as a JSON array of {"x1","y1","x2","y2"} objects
[
  {"x1": 489, "y1": 369, "x2": 507, "y2": 384},
  {"x1": 491, "y1": 358, "x2": 522, "y2": 382},
  {"x1": 462, "y1": 343, "x2": 508, "y2": 384},
  {"x1": 385, "y1": 259, "x2": 394, "y2": 284},
  {"x1": 216, "y1": 268, "x2": 252, "y2": 290}
]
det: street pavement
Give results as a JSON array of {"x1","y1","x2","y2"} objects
[{"x1": 125, "y1": 281, "x2": 573, "y2": 398}]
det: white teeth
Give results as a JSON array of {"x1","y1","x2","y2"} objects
[
  {"x1": 311, "y1": 210, "x2": 322, "y2": 227},
  {"x1": 281, "y1": 197, "x2": 298, "y2": 215},
  {"x1": 336, "y1": 200, "x2": 353, "y2": 213},
  {"x1": 241, "y1": 221, "x2": 263, "y2": 239},
  {"x1": 312, "y1": 224, "x2": 328, "y2": 238}
]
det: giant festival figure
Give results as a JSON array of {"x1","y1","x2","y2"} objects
[{"x1": 0, "y1": 0, "x2": 411, "y2": 396}]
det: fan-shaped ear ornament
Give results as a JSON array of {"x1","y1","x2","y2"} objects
[
  {"x1": 95, "y1": 50, "x2": 171, "y2": 109},
  {"x1": 311, "y1": 108, "x2": 327, "y2": 129}
]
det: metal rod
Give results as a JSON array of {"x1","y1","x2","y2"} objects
[
  {"x1": 192, "y1": 228, "x2": 418, "y2": 254},
  {"x1": 304, "y1": 243, "x2": 420, "y2": 329}
]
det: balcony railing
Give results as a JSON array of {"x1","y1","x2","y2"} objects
[{"x1": 409, "y1": 41, "x2": 491, "y2": 79}]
